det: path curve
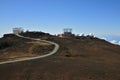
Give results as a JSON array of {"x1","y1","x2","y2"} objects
[{"x1": 0, "y1": 34, "x2": 59, "y2": 65}]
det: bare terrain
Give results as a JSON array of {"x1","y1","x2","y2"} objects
[
  {"x1": 0, "y1": 33, "x2": 54, "y2": 62},
  {"x1": 0, "y1": 31, "x2": 120, "y2": 80}
]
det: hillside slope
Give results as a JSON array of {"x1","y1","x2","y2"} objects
[
  {"x1": 0, "y1": 31, "x2": 120, "y2": 80},
  {"x1": 0, "y1": 33, "x2": 54, "y2": 62}
]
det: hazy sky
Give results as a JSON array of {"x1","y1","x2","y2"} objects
[{"x1": 0, "y1": 0, "x2": 120, "y2": 37}]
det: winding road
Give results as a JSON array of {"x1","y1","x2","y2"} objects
[{"x1": 0, "y1": 34, "x2": 59, "y2": 65}]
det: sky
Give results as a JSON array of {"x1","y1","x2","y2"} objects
[{"x1": 0, "y1": 0, "x2": 120, "y2": 43}]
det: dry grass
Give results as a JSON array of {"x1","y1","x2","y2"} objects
[{"x1": 27, "y1": 41, "x2": 51, "y2": 46}]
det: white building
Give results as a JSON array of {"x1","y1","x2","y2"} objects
[
  {"x1": 13, "y1": 27, "x2": 24, "y2": 34},
  {"x1": 58, "y1": 28, "x2": 74, "y2": 38},
  {"x1": 89, "y1": 33, "x2": 94, "y2": 37},
  {"x1": 79, "y1": 33, "x2": 84, "y2": 36}
]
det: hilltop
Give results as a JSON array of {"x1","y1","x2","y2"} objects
[{"x1": 0, "y1": 31, "x2": 120, "y2": 80}]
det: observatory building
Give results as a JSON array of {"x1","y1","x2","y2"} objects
[
  {"x1": 13, "y1": 27, "x2": 24, "y2": 34},
  {"x1": 59, "y1": 28, "x2": 75, "y2": 38}
]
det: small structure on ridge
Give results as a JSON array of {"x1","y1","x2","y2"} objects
[
  {"x1": 58, "y1": 28, "x2": 75, "y2": 38},
  {"x1": 13, "y1": 27, "x2": 24, "y2": 34}
]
